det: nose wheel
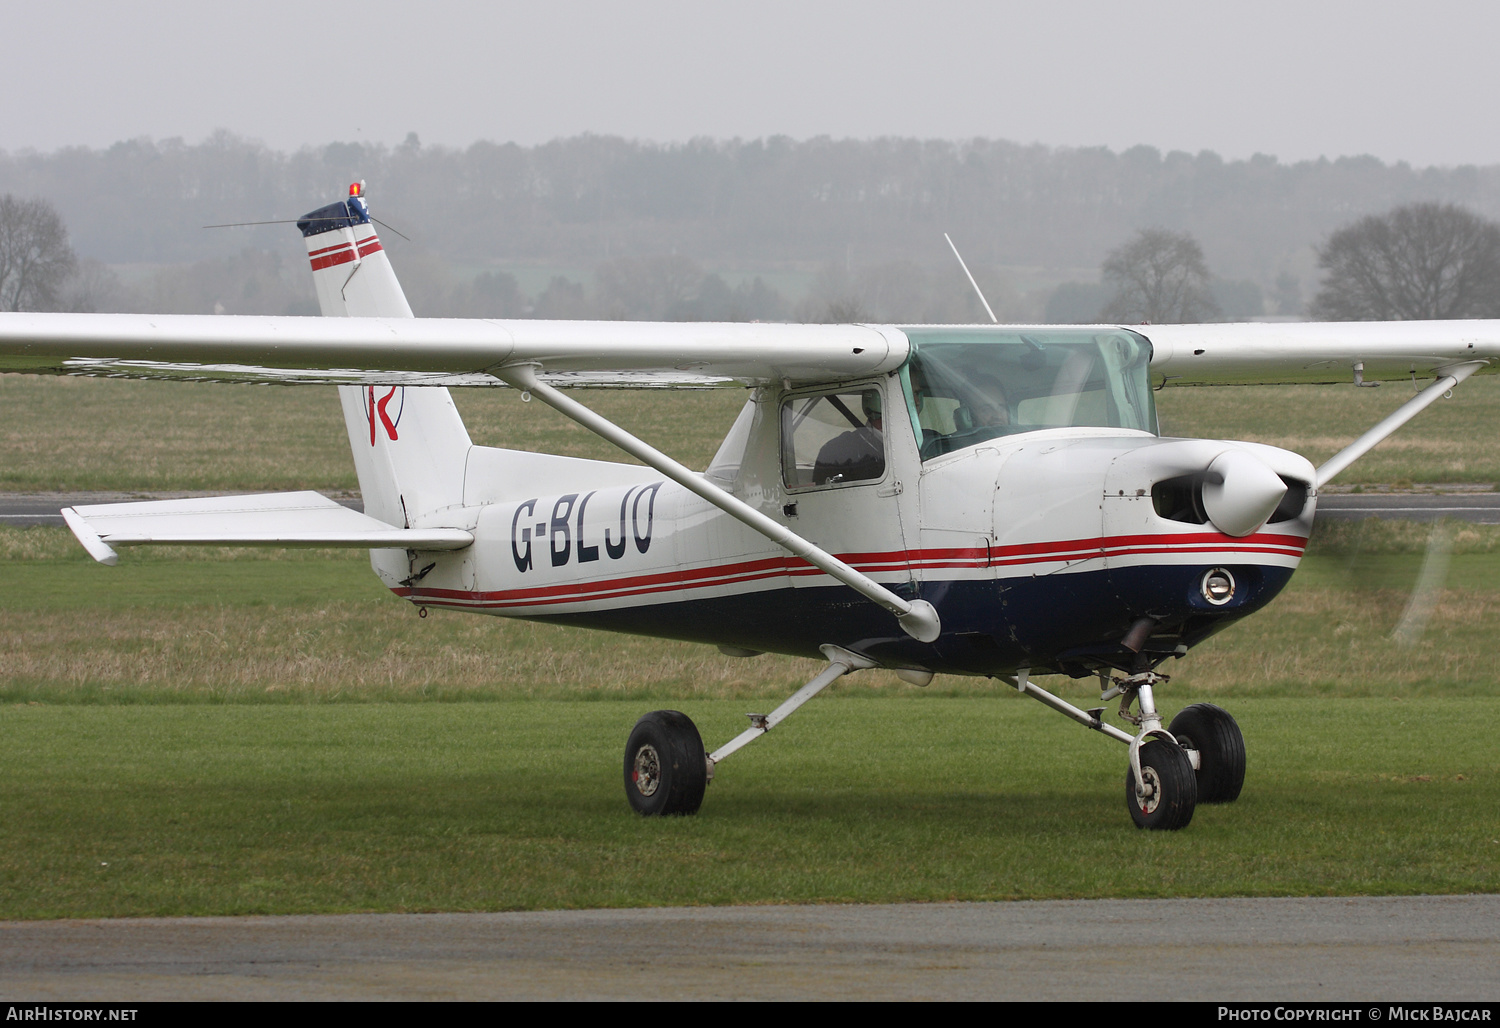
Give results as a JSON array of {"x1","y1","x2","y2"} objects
[
  {"x1": 1013, "y1": 668, "x2": 1247, "y2": 829},
  {"x1": 1126, "y1": 738, "x2": 1198, "y2": 830}
]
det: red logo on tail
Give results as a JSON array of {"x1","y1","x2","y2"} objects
[{"x1": 365, "y1": 386, "x2": 402, "y2": 444}]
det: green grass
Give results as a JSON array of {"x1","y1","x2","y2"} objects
[
  {"x1": 4, "y1": 521, "x2": 1499, "y2": 701},
  {"x1": 5, "y1": 371, "x2": 1500, "y2": 492},
  {"x1": 0, "y1": 519, "x2": 1495, "y2": 918},
  {"x1": 1157, "y1": 375, "x2": 1500, "y2": 485},
  {"x1": 3, "y1": 373, "x2": 1500, "y2": 917},
  {"x1": 0, "y1": 698, "x2": 1494, "y2": 918},
  {"x1": 0, "y1": 375, "x2": 749, "y2": 493}
]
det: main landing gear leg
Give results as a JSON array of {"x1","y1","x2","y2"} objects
[
  {"x1": 1008, "y1": 669, "x2": 1199, "y2": 830},
  {"x1": 622, "y1": 645, "x2": 876, "y2": 816}
]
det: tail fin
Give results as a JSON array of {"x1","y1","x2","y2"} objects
[
  {"x1": 297, "y1": 183, "x2": 471, "y2": 530},
  {"x1": 298, "y1": 181, "x2": 413, "y2": 319}
]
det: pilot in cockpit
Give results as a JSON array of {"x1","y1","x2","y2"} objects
[
  {"x1": 964, "y1": 375, "x2": 1010, "y2": 430},
  {"x1": 812, "y1": 391, "x2": 885, "y2": 485}
]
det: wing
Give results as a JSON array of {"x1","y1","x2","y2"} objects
[
  {"x1": 0, "y1": 313, "x2": 907, "y2": 387},
  {"x1": 1138, "y1": 320, "x2": 1500, "y2": 385},
  {"x1": 2, "y1": 312, "x2": 1498, "y2": 388}
]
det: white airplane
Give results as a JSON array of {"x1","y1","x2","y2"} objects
[{"x1": 1, "y1": 183, "x2": 1493, "y2": 829}]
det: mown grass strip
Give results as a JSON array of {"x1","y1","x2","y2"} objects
[{"x1": 0, "y1": 697, "x2": 1493, "y2": 919}]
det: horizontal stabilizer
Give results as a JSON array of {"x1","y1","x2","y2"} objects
[{"x1": 61, "y1": 491, "x2": 473, "y2": 564}]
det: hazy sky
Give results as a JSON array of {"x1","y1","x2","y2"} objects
[{"x1": 4, "y1": 0, "x2": 1497, "y2": 167}]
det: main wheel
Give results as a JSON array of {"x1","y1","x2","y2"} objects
[
  {"x1": 1126, "y1": 738, "x2": 1198, "y2": 830},
  {"x1": 1169, "y1": 703, "x2": 1246, "y2": 803},
  {"x1": 624, "y1": 710, "x2": 708, "y2": 816}
]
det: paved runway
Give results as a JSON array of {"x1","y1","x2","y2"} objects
[
  {"x1": 1, "y1": 895, "x2": 1495, "y2": 1001},
  {"x1": 5, "y1": 491, "x2": 1498, "y2": 526},
  {"x1": 1317, "y1": 492, "x2": 1500, "y2": 523}
]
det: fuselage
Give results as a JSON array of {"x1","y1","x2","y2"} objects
[{"x1": 390, "y1": 328, "x2": 1317, "y2": 679}]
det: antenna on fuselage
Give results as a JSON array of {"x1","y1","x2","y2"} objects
[{"x1": 944, "y1": 232, "x2": 997, "y2": 324}]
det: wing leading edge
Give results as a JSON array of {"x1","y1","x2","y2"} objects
[
  {"x1": 3, "y1": 313, "x2": 1500, "y2": 387},
  {"x1": 0, "y1": 313, "x2": 907, "y2": 387},
  {"x1": 1138, "y1": 320, "x2": 1500, "y2": 385}
]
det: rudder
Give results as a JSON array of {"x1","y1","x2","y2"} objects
[{"x1": 297, "y1": 183, "x2": 471, "y2": 529}]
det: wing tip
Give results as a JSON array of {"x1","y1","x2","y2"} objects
[{"x1": 60, "y1": 507, "x2": 119, "y2": 566}]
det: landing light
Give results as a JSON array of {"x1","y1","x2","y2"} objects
[{"x1": 1201, "y1": 568, "x2": 1236, "y2": 606}]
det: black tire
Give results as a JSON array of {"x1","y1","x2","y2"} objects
[
  {"x1": 624, "y1": 710, "x2": 708, "y2": 816},
  {"x1": 1169, "y1": 703, "x2": 1246, "y2": 803},
  {"x1": 1126, "y1": 738, "x2": 1198, "y2": 830}
]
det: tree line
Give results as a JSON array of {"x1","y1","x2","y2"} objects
[
  {"x1": 6, "y1": 132, "x2": 1500, "y2": 323},
  {"x1": 9, "y1": 189, "x2": 1500, "y2": 326},
  {"x1": 1079, "y1": 203, "x2": 1500, "y2": 324},
  {"x1": 7, "y1": 133, "x2": 1500, "y2": 272}
]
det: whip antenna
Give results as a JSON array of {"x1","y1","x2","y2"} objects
[{"x1": 944, "y1": 232, "x2": 997, "y2": 324}]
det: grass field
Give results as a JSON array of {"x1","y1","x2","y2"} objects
[
  {"x1": 3, "y1": 519, "x2": 1499, "y2": 700},
  {"x1": 1, "y1": 374, "x2": 1498, "y2": 918},
  {"x1": 1, "y1": 697, "x2": 1493, "y2": 918},
  {"x1": 4, "y1": 371, "x2": 1500, "y2": 492},
  {"x1": 0, "y1": 520, "x2": 1497, "y2": 918}
]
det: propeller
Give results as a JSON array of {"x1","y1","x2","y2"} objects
[
  {"x1": 1389, "y1": 519, "x2": 1454, "y2": 646},
  {"x1": 1200, "y1": 449, "x2": 1288, "y2": 537}
]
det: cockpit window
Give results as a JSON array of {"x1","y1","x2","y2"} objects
[{"x1": 901, "y1": 329, "x2": 1156, "y2": 459}]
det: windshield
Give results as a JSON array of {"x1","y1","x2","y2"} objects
[{"x1": 901, "y1": 328, "x2": 1156, "y2": 459}]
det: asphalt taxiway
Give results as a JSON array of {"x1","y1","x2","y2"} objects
[{"x1": 1, "y1": 896, "x2": 1496, "y2": 1001}]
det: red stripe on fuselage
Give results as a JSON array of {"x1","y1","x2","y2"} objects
[{"x1": 392, "y1": 530, "x2": 1307, "y2": 610}]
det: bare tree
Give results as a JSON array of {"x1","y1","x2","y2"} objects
[
  {"x1": 56, "y1": 258, "x2": 132, "y2": 313},
  {"x1": 1310, "y1": 203, "x2": 1500, "y2": 320},
  {"x1": 1100, "y1": 229, "x2": 1219, "y2": 324},
  {"x1": 0, "y1": 195, "x2": 78, "y2": 311},
  {"x1": 594, "y1": 255, "x2": 704, "y2": 320}
]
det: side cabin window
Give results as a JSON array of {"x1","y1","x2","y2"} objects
[{"x1": 781, "y1": 388, "x2": 887, "y2": 489}]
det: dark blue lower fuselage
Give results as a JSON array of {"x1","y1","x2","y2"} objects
[{"x1": 533, "y1": 562, "x2": 1296, "y2": 678}]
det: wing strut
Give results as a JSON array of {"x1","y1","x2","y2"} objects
[
  {"x1": 1315, "y1": 360, "x2": 1485, "y2": 487},
  {"x1": 496, "y1": 363, "x2": 942, "y2": 643}
]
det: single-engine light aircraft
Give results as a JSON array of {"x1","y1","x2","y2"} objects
[{"x1": 2, "y1": 183, "x2": 1494, "y2": 829}]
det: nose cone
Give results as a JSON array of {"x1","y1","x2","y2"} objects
[{"x1": 1202, "y1": 450, "x2": 1288, "y2": 537}]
